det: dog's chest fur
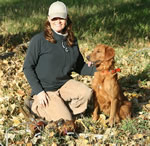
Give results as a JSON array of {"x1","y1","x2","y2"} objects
[{"x1": 92, "y1": 71, "x2": 120, "y2": 99}]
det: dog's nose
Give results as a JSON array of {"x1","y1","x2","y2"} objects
[{"x1": 86, "y1": 55, "x2": 90, "y2": 61}]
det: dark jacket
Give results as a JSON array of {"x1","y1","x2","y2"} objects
[{"x1": 23, "y1": 31, "x2": 96, "y2": 96}]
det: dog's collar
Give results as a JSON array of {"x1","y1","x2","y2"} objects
[
  {"x1": 101, "y1": 68, "x2": 121, "y2": 74},
  {"x1": 111, "y1": 68, "x2": 121, "y2": 73}
]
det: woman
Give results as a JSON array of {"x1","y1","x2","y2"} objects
[{"x1": 23, "y1": 1, "x2": 96, "y2": 121}]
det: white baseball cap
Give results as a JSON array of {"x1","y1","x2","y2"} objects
[{"x1": 48, "y1": 1, "x2": 68, "y2": 19}]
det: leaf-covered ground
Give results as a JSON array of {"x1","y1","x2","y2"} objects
[{"x1": 0, "y1": 42, "x2": 150, "y2": 145}]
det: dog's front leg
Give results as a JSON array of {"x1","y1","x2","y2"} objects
[
  {"x1": 92, "y1": 97, "x2": 99, "y2": 121},
  {"x1": 109, "y1": 98, "x2": 118, "y2": 127}
]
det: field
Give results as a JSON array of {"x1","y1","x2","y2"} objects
[{"x1": 0, "y1": 0, "x2": 150, "y2": 145}]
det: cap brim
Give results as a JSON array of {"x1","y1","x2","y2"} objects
[{"x1": 49, "y1": 13, "x2": 67, "y2": 19}]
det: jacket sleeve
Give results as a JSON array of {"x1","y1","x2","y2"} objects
[
  {"x1": 23, "y1": 35, "x2": 43, "y2": 95},
  {"x1": 74, "y1": 44, "x2": 96, "y2": 76}
]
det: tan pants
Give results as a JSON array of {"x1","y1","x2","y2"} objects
[{"x1": 31, "y1": 79, "x2": 93, "y2": 121}]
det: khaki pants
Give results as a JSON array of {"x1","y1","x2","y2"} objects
[{"x1": 31, "y1": 79, "x2": 93, "y2": 121}]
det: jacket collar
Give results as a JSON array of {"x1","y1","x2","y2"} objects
[{"x1": 52, "y1": 29, "x2": 67, "y2": 41}]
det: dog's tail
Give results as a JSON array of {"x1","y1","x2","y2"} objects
[{"x1": 119, "y1": 101, "x2": 132, "y2": 120}]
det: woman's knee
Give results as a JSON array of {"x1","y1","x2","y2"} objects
[{"x1": 80, "y1": 86, "x2": 93, "y2": 101}]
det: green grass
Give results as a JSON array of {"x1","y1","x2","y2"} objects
[{"x1": 0, "y1": 0, "x2": 150, "y2": 47}]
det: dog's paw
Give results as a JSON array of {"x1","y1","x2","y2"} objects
[
  {"x1": 108, "y1": 118, "x2": 114, "y2": 127},
  {"x1": 92, "y1": 115, "x2": 99, "y2": 121}
]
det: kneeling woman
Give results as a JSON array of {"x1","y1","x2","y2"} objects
[{"x1": 23, "y1": 1, "x2": 96, "y2": 121}]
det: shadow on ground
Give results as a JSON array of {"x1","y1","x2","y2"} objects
[
  {"x1": 0, "y1": 0, "x2": 150, "y2": 47},
  {"x1": 119, "y1": 64, "x2": 150, "y2": 116}
]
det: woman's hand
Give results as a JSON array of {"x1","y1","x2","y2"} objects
[
  {"x1": 88, "y1": 61, "x2": 93, "y2": 67},
  {"x1": 37, "y1": 91, "x2": 49, "y2": 107}
]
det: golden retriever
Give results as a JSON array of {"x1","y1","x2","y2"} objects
[{"x1": 88, "y1": 44, "x2": 132, "y2": 126}]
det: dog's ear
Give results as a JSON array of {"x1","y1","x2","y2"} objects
[{"x1": 105, "y1": 46, "x2": 115, "y2": 61}]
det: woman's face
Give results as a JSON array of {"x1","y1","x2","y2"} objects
[{"x1": 48, "y1": 17, "x2": 67, "y2": 33}]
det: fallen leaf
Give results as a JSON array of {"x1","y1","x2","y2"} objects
[
  {"x1": 145, "y1": 136, "x2": 150, "y2": 145},
  {"x1": 26, "y1": 143, "x2": 32, "y2": 146},
  {"x1": 12, "y1": 116, "x2": 20, "y2": 126},
  {"x1": 147, "y1": 81, "x2": 150, "y2": 87},
  {"x1": 145, "y1": 104, "x2": 150, "y2": 110},
  {"x1": 7, "y1": 133, "x2": 15, "y2": 141},
  {"x1": 51, "y1": 143, "x2": 57, "y2": 146},
  {"x1": 0, "y1": 117, "x2": 5, "y2": 125},
  {"x1": 10, "y1": 103, "x2": 16, "y2": 113},
  {"x1": 16, "y1": 141, "x2": 25, "y2": 145},
  {"x1": 98, "y1": 114, "x2": 107, "y2": 127},
  {"x1": 2, "y1": 60, "x2": 8, "y2": 64},
  {"x1": 49, "y1": 131, "x2": 55, "y2": 137},
  {"x1": 133, "y1": 133, "x2": 144, "y2": 140},
  {"x1": 16, "y1": 89, "x2": 25, "y2": 96},
  {"x1": 75, "y1": 138, "x2": 89, "y2": 145},
  {"x1": 0, "y1": 70, "x2": 3, "y2": 77}
]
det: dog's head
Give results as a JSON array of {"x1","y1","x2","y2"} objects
[{"x1": 87, "y1": 44, "x2": 115, "y2": 70}]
